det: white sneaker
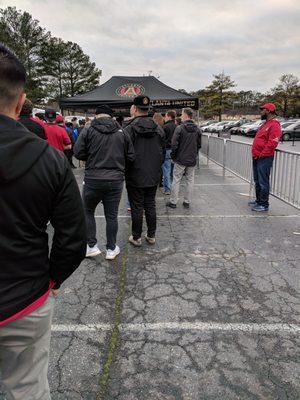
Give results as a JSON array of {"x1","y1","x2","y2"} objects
[
  {"x1": 129, "y1": 235, "x2": 142, "y2": 247},
  {"x1": 145, "y1": 235, "x2": 156, "y2": 245},
  {"x1": 86, "y1": 244, "x2": 101, "y2": 257},
  {"x1": 106, "y1": 245, "x2": 120, "y2": 260}
]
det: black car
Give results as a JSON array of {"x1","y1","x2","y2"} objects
[{"x1": 281, "y1": 121, "x2": 300, "y2": 141}]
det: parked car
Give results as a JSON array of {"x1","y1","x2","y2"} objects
[
  {"x1": 281, "y1": 121, "x2": 300, "y2": 141},
  {"x1": 240, "y1": 120, "x2": 263, "y2": 137},
  {"x1": 225, "y1": 119, "x2": 254, "y2": 131},
  {"x1": 202, "y1": 122, "x2": 220, "y2": 132},
  {"x1": 208, "y1": 121, "x2": 231, "y2": 133},
  {"x1": 213, "y1": 121, "x2": 235, "y2": 133},
  {"x1": 230, "y1": 121, "x2": 254, "y2": 135},
  {"x1": 199, "y1": 120, "x2": 217, "y2": 128}
]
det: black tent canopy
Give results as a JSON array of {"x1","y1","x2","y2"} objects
[{"x1": 60, "y1": 76, "x2": 198, "y2": 113}]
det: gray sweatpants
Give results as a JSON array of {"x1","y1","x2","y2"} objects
[
  {"x1": 0, "y1": 295, "x2": 55, "y2": 400},
  {"x1": 170, "y1": 163, "x2": 195, "y2": 205}
]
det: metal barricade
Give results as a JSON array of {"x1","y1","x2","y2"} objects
[
  {"x1": 200, "y1": 134, "x2": 300, "y2": 209},
  {"x1": 271, "y1": 149, "x2": 300, "y2": 208},
  {"x1": 226, "y1": 140, "x2": 252, "y2": 182},
  {"x1": 206, "y1": 136, "x2": 225, "y2": 166}
]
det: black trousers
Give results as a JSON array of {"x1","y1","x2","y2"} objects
[
  {"x1": 127, "y1": 185, "x2": 157, "y2": 240},
  {"x1": 83, "y1": 179, "x2": 123, "y2": 250}
]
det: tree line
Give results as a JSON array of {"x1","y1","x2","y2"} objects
[
  {"x1": 183, "y1": 72, "x2": 300, "y2": 120},
  {"x1": 0, "y1": 6, "x2": 101, "y2": 104},
  {"x1": 0, "y1": 6, "x2": 299, "y2": 118}
]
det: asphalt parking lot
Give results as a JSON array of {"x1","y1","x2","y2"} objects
[{"x1": 1, "y1": 160, "x2": 299, "y2": 400}]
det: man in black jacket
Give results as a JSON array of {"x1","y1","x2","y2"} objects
[
  {"x1": 167, "y1": 108, "x2": 202, "y2": 209},
  {"x1": 0, "y1": 44, "x2": 86, "y2": 400},
  {"x1": 74, "y1": 105, "x2": 135, "y2": 260},
  {"x1": 162, "y1": 110, "x2": 177, "y2": 194},
  {"x1": 124, "y1": 96, "x2": 165, "y2": 246},
  {"x1": 18, "y1": 98, "x2": 47, "y2": 140}
]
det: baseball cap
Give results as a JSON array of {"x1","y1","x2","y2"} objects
[
  {"x1": 95, "y1": 105, "x2": 114, "y2": 116},
  {"x1": 260, "y1": 103, "x2": 277, "y2": 113},
  {"x1": 45, "y1": 108, "x2": 57, "y2": 122},
  {"x1": 55, "y1": 115, "x2": 64, "y2": 123},
  {"x1": 133, "y1": 95, "x2": 150, "y2": 110}
]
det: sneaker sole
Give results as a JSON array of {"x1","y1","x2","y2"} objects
[
  {"x1": 86, "y1": 251, "x2": 102, "y2": 257},
  {"x1": 106, "y1": 250, "x2": 120, "y2": 260},
  {"x1": 129, "y1": 240, "x2": 142, "y2": 247},
  {"x1": 145, "y1": 236, "x2": 156, "y2": 245}
]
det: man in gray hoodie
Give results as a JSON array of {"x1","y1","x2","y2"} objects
[{"x1": 167, "y1": 108, "x2": 202, "y2": 209}]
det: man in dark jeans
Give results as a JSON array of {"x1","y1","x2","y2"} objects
[
  {"x1": 124, "y1": 96, "x2": 165, "y2": 246},
  {"x1": 250, "y1": 103, "x2": 282, "y2": 212},
  {"x1": 74, "y1": 105, "x2": 135, "y2": 259},
  {"x1": 162, "y1": 110, "x2": 177, "y2": 194}
]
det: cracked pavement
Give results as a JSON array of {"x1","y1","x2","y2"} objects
[{"x1": 0, "y1": 159, "x2": 299, "y2": 400}]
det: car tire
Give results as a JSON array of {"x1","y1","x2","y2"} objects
[{"x1": 282, "y1": 133, "x2": 290, "y2": 141}]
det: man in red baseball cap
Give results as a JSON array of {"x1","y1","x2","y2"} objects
[
  {"x1": 249, "y1": 103, "x2": 282, "y2": 212},
  {"x1": 44, "y1": 108, "x2": 72, "y2": 152}
]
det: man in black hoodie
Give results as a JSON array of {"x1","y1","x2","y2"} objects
[
  {"x1": 167, "y1": 108, "x2": 202, "y2": 209},
  {"x1": 124, "y1": 96, "x2": 165, "y2": 246},
  {"x1": 18, "y1": 98, "x2": 47, "y2": 140},
  {"x1": 0, "y1": 44, "x2": 86, "y2": 400},
  {"x1": 74, "y1": 105, "x2": 135, "y2": 260}
]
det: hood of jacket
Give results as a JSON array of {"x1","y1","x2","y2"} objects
[
  {"x1": 91, "y1": 117, "x2": 121, "y2": 134},
  {"x1": 0, "y1": 114, "x2": 48, "y2": 183},
  {"x1": 183, "y1": 120, "x2": 199, "y2": 133},
  {"x1": 130, "y1": 116, "x2": 159, "y2": 138}
]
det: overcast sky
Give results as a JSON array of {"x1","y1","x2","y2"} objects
[{"x1": 1, "y1": 0, "x2": 300, "y2": 92}]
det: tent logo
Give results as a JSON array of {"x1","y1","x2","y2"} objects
[{"x1": 116, "y1": 83, "x2": 145, "y2": 98}]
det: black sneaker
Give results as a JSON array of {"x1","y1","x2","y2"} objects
[
  {"x1": 183, "y1": 202, "x2": 190, "y2": 209},
  {"x1": 166, "y1": 202, "x2": 177, "y2": 209}
]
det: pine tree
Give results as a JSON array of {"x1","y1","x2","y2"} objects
[
  {"x1": 206, "y1": 72, "x2": 236, "y2": 121},
  {"x1": 62, "y1": 42, "x2": 101, "y2": 97},
  {"x1": 0, "y1": 6, "x2": 50, "y2": 102}
]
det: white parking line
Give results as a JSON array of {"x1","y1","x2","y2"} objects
[
  {"x1": 51, "y1": 321, "x2": 300, "y2": 334},
  {"x1": 194, "y1": 183, "x2": 249, "y2": 186},
  {"x1": 95, "y1": 215, "x2": 300, "y2": 219}
]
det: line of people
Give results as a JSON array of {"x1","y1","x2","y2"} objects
[
  {"x1": 73, "y1": 96, "x2": 202, "y2": 259},
  {"x1": 0, "y1": 43, "x2": 202, "y2": 400}
]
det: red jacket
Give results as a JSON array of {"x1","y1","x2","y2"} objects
[
  {"x1": 252, "y1": 119, "x2": 282, "y2": 159},
  {"x1": 44, "y1": 123, "x2": 71, "y2": 152}
]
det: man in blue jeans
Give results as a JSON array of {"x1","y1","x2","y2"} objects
[
  {"x1": 250, "y1": 103, "x2": 282, "y2": 212},
  {"x1": 74, "y1": 105, "x2": 135, "y2": 259},
  {"x1": 162, "y1": 110, "x2": 177, "y2": 194}
]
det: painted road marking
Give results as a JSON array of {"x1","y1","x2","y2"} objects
[
  {"x1": 52, "y1": 321, "x2": 300, "y2": 334},
  {"x1": 95, "y1": 215, "x2": 300, "y2": 219},
  {"x1": 194, "y1": 183, "x2": 249, "y2": 186}
]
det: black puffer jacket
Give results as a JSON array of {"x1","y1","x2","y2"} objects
[
  {"x1": 0, "y1": 114, "x2": 86, "y2": 322},
  {"x1": 74, "y1": 117, "x2": 135, "y2": 181},
  {"x1": 171, "y1": 120, "x2": 202, "y2": 167},
  {"x1": 124, "y1": 116, "x2": 165, "y2": 187}
]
